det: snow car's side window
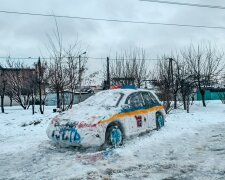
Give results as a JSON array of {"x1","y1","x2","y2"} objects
[
  {"x1": 126, "y1": 92, "x2": 144, "y2": 108},
  {"x1": 141, "y1": 92, "x2": 155, "y2": 106},
  {"x1": 148, "y1": 92, "x2": 158, "y2": 104}
]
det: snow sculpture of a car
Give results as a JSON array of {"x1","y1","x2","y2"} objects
[{"x1": 46, "y1": 88, "x2": 166, "y2": 148}]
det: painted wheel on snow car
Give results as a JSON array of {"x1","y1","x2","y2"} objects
[
  {"x1": 156, "y1": 113, "x2": 164, "y2": 131},
  {"x1": 105, "y1": 124, "x2": 123, "y2": 147}
]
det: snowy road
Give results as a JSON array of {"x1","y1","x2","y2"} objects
[{"x1": 0, "y1": 102, "x2": 225, "y2": 179}]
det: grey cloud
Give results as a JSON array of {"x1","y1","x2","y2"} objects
[{"x1": 0, "y1": 0, "x2": 225, "y2": 73}]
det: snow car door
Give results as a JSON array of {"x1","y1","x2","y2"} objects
[
  {"x1": 141, "y1": 91, "x2": 156, "y2": 130},
  {"x1": 125, "y1": 92, "x2": 147, "y2": 135}
]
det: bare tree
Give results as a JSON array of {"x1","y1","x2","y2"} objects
[
  {"x1": 150, "y1": 43, "x2": 224, "y2": 113},
  {"x1": 30, "y1": 71, "x2": 37, "y2": 115},
  {"x1": 46, "y1": 19, "x2": 87, "y2": 111},
  {"x1": 153, "y1": 53, "x2": 196, "y2": 113},
  {"x1": 64, "y1": 45, "x2": 87, "y2": 110},
  {"x1": 6, "y1": 59, "x2": 35, "y2": 110},
  {"x1": 83, "y1": 71, "x2": 101, "y2": 87},
  {"x1": 46, "y1": 19, "x2": 64, "y2": 109},
  {"x1": 152, "y1": 56, "x2": 173, "y2": 113},
  {"x1": 109, "y1": 48, "x2": 149, "y2": 87},
  {"x1": 35, "y1": 57, "x2": 47, "y2": 114},
  {"x1": 182, "y1": 43, "x2": 224, "y2": 107},
  {"x1": 171, "y1": 55, "x2": 194, "y2": 111}
]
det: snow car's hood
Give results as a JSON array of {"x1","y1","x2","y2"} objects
[{"x1": 53, "y1": 104, "x2": 121, "y2": 126}]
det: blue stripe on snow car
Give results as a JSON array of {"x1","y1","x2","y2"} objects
[{"x1": 120, "y1": 102, "x2": 162, "y2": 113}]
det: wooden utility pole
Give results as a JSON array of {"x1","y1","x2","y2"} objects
[
  {"x1": 0, "y1": 68, "x2": 6, "y2": 113},
  {"x1": 169, "y1": 58, "x2": 177, "y2": 109},
  {"x1": 168, "y1": 58, "x2": 174, "y2": 85},
  {"x1": 106, "y1": 57, "x2": 110, "y2": 89}
]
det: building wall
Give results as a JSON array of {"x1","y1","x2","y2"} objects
[
  {"x1": 197, "y1": 90, "x2": 225, "y2": 100},
  {"x1": 45, "y1": 92, "x2": 94, "y2": 106}
]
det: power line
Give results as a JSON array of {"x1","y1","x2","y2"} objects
[
  {"x1": 0, "y1": 56, "x2": 161, "y2": 61},
  {"x1": 0, "y1": 10, "x2": 225, "y2": 30},
  {"x1": 0, "y1": 57, "x2": 39, "y2": 60},
  {"x1": 140, "y1": 0, "x2": 225, "y2": 10},
  {"x1": 88, "y1": 56, "x2": 160, "y2": 61}
]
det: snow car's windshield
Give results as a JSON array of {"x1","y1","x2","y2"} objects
[{"x1": 81, "y1": 91, "x2": 123, "y2": 107}]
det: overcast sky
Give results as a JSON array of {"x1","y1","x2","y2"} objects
[{"x1": 0, "y1": 0, "x2": 225, "y2": 74}]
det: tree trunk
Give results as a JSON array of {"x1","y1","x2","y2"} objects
[
  {"x1": 69, "y1": 92, "x2": 74, "y2": 109},
  {"x1": 10, "y1": 97, "x2": 12, "y2": 107},
  {"x1": 27, "y1": 95, "x2": 30, "y2": 110},
  {"x1": 31, "y1": 93, "x2": 35, "y2": 115},
  {"x1": 137, "y1": 80, "x2": 141, "y2": 88},
  {"x1": 61, "y1": 91, "x2": 65, "y2": 111},
  {"x1": 42, "y1": 98, "x2": 45, "y2": 113},
  {"x1": 1, "y1": 95, "x2": 4, "y2": 113},
  {"x1": 1, "y1": 81, "x2": 6, "y2": 113},
  {"x1": 200, "y1": 89, "x2": 206, "y2": 107},
  {"x1": 187, "y1": 97, "x2": 190, "y2": 113},
  {"x1": 39, "y1": 82, "x2": 44, "y2": 114},
  {"x1": 174, "y1": 92, "x2": 177, "y2": 109},
  {"x1": 164, "y1": 99, "x2": 170, "y2": 114},
  {"x1": 56, "y1": 89, "x2": 60, "y2": 109},
  {"x1": 182, "y1": 95, "x2": 186, "y2": 110},
  {"x1": 181, "y1": 84, "x2": 186, "y2": 110}
]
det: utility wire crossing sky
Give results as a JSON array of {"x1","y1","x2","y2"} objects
[
  {"x1": 1, "y1": 0, "x2": 225, "y2": 73},
  {"x1": 0, "y1": 9, "x2": 225, "y2": 30},
  {"x1": 140, "y1": 0, "x2": 225, "y2": 10}
]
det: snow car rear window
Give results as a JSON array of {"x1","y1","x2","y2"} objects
[
  {"x1": 148, "y1": 92, "x2": 158, "y2": 103},
  {"x1": 82, "y1": 91, "x2": 123, "y2": 107},
  {"x1": 125, "y1": 92, "x2": 145, "y2": 108},
  {"x1": 141, "y1": 92, "x2": 158, "y2": 106}
]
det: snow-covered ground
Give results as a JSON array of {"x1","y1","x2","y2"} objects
[{"x1": 0, "y1": 101, "x2": 225, "y2": 179}]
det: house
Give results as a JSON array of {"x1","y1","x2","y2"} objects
[
  {"x1": 196, "y1": 87, "x2": 225, "y2": 101},
  {"x1": 0, "y1": 65, "x2": 36, "y2": 106}
]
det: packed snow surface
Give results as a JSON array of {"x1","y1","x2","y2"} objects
[{"x1": 0, "y1": 101, "x2": 225, "y2": 179}]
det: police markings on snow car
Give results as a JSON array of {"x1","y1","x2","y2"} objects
[{"x1": 46, "y1": 87, "x2": 166, "y2": 147}]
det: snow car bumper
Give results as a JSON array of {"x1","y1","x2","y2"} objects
[{"x1": 46, "y1": 124, "x2": 105, "y2": 147}]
